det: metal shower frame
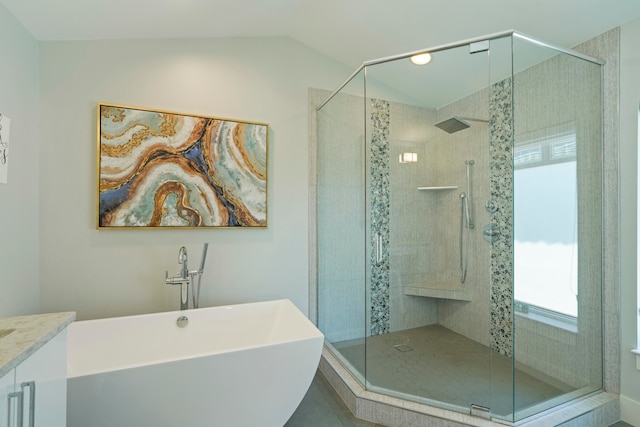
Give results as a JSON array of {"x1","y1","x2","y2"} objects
[{"x1": 317, "y1": 30, "x2": 604, "y2": 111}]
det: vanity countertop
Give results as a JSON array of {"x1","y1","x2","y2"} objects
[{"x1": 0, "y1": 311, "x2": 76, "y2": 378}]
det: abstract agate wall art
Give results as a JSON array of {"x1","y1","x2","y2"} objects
[{"x1": 97, "y1": 103, "x2": 268, "y2": 228}]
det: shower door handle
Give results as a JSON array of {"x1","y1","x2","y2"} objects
[{"x1": 374, "y1": 232, "x2": 383, "y2": 267}]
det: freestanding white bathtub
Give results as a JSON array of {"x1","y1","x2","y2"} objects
[{"x1": 66, "y1": 299, "x2": 324, "y2": 427}]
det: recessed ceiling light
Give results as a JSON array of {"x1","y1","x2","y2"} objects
[{"x1": 410, "y1": 53, "x2": 432, "y2": 65}]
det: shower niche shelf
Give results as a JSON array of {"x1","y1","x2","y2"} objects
[
  {"x1": 404, "y1": 284, "x2": 472, "y2": 301},
  {"x1": 417, "y1": 186, "x2": 458, "y2": 191}
]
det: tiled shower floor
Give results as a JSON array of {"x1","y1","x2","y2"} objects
[{"x1": 332, "y1": 325, "x2": 571, "y2": 418}]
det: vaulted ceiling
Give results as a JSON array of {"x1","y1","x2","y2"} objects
[
  {"x1": 2, "y1": 0, "x2": 638, "y2": 108},
  {"x1": 3, "y1": 0, "x2": 640, "y2": 69}
]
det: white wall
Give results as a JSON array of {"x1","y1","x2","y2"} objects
[
  {"x1": 0, "y1": 5, "x2": 40, "y2": 317},
  {"x1": 620, "y1": 17, "x2": 640, "y2": 423},
  {"x1": 37, "y1": 37, "x2": 352, "y2": 320}
]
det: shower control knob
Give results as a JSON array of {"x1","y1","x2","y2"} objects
[
  {"x1": 485, "y1": 200, "x2": 498, "y2": 213},
  {"x1": 482, "y1": 224, "x2": 499, "y2": 243}
]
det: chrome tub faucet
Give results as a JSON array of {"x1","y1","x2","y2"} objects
[{"x1": 165, "y1": 243, "x2": 208, "y2": 310}]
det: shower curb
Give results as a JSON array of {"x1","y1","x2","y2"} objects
[{"x1": 319, "y1": 346, "x2": 619, "y2": 427}]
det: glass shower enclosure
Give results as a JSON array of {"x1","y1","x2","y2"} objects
[{"x1": 315, "y1": 31, "x2": 603, "y2": 424}]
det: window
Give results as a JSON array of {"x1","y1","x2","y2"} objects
[{"x1": 513, "y1": 130, "x2": 578, "y2": 327}]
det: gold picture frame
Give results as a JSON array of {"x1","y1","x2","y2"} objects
[{"x1": 97, "y1": 103, "x2": 268, "y2": 228}]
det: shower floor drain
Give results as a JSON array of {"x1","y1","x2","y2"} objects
[{"x1": 393, "y1": 344, "x2": 413, "y2": 352}]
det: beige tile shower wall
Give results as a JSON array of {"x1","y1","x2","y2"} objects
[
  {"x1": 434, "y1": 88, "x2": 493, "y2": 347},
  {"x1": 573, "y1": 28, "x2": 620, "y2": 395},
  {"x1": 312, "y1": 87, "x2": 441, "y2": 340},
  {"x1": 510, "y1": 39, "x2": 605, "y2": 388},
  {"x1": 387, "y1": 101, "x2": 439, "y2": 332},
  {"x1": 432, "y1": 31, "x2": 614, "y2": 388}
]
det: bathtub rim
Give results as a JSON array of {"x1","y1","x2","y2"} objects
[
  {"x1": 68, "y1": 298, "x2": 307, "y2": 327},
  {"x1": 67, "y1": 298, "x2": 323, "y2": 378}
]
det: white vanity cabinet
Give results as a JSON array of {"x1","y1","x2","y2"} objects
[
  {"x1": 1, "y1": 330, "x2": 67, "y2": 427},
  {"x1": 0, "y1": 369, "x2": 15, "y2": 426}
]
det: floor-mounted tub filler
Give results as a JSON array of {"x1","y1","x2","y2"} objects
[{"x1": 66, "y1": 299, "x2": 324, "y2": 427}]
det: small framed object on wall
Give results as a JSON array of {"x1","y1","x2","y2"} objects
[
  {"x1": 0, "y1": 114, "x2": 11, "y2": 184},
  {"x1": 97, "y1": 103, "x2": 268, "y2": 228}
]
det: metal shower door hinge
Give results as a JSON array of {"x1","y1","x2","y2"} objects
[
  {"x1": 470, "y1": 41, "x2": 490, "y2": 54},
  {"x1": 470, "y1": 404, "x2": 491, "y2": 419}
]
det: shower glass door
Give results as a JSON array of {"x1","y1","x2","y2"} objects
[
  {"x1": 316, "y1": 69, "x2": 368, "y2": 383},
  {"x1": 362, "y1": 40, "x2": 498, "y2": 415},
  {"x1": 509, "y1": 34, "x2": 603, "y2": 423},
  {"x1": 316, "y1": 30, "x2": 603, "y2": 424}
]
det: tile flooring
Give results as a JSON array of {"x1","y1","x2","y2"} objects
[
  {"x1": 285, "y1": 371, "x2": 382, "y2": 427},
  {"x1": 287, "y1": 371, "x2": 633, "y2": 427}
]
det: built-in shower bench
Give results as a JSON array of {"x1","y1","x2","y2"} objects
[{"x1": 404, "y1": 284, "x2": 472, "y2": 301}]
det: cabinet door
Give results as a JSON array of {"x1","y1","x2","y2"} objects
[
  {"x1": 0, "y1": 369, "x2": 16, "y2": 427},
  {"x1": 15, "y1": 331, "x2": 67, "y2": 427}
]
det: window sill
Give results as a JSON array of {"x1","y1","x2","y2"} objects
[
  {"x1": 632, "y1": 349, "x2": 640, "y2": 370},
  {"x1": 514, "y1": 302, "x2": 578, "y2": 333}
]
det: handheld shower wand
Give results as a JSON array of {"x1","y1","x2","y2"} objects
[
  {"x1": 464, "y1": 160, "x2": 474, "y2": 229},
  {"x1": 460, "y1": 160, "x2": 474, "y2": 283},
  {"x1": 460, "y1": 193, "x2": 470, "y2": 283},
  {"x1": 191, "y1": 243, "x2": 209, "y2": 309}
]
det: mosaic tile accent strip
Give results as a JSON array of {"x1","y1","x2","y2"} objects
[
  {"x1": 369, "y1": 99, "x2": 391, "y2": 336},
  {"x1": 489, "y1": 77, "x2": 514, "y2": 357}
]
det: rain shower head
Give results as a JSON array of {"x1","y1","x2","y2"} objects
[
  {"x1": 435, "y1": 117, "x2": 470, "y2": 134},
  {"x1": 435, "y1": 116, "x2": 489, "y2": 134}
]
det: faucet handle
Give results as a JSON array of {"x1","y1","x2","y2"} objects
[{"x1": 165, "y1": 271, "x2": 179, "y2": 285}]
